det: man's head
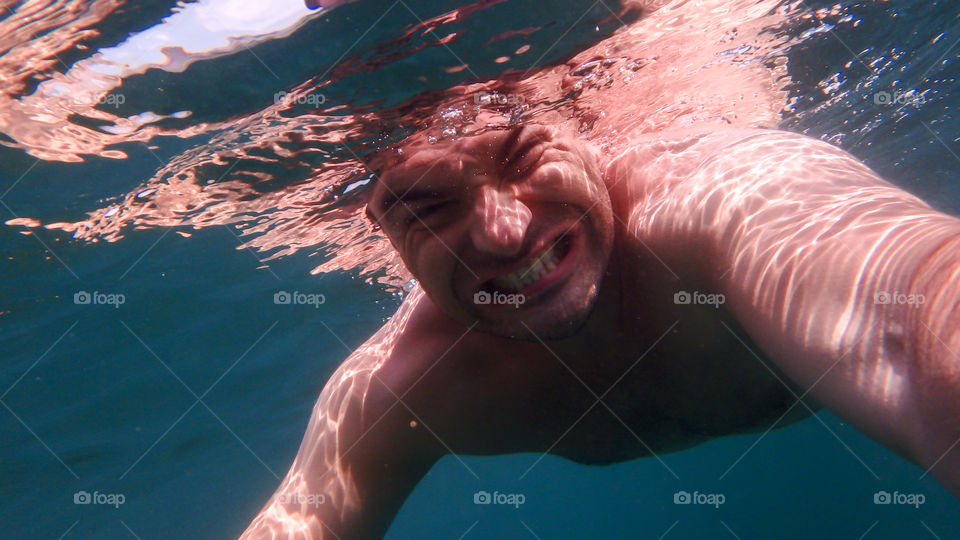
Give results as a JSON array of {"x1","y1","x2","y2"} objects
[{"x1": 366, "y1": 124, "x2": 614, "y2": 340}]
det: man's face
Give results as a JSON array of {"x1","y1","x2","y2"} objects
[{"x1": 367, "y1": 125, "x2": 615, "y2": 340}]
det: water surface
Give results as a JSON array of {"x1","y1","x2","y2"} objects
[{"x1": 2, "y1": 0, "x2": 960, "y2": 538}]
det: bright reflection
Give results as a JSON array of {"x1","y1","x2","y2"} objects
[
  {"x1": 94, "y1": 0, "x2": 316, "y2": 76},
  {"x1": 1, "y1": 0, "x2": 323, "y2": 162}
]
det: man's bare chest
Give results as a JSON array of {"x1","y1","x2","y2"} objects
[{"x1": 399, "y1": 311, "x2": 810, "y2": 462}]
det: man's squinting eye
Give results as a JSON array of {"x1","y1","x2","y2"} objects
[
  {"x1": 386, "y1": 200, "x2": 456, "y2": 230},
  {"x1": 503, "y1": 138, "x2": 545, "y2": 178},
  {"x1": 404, "y1": 201, "x2": 455, "y2": 225}
]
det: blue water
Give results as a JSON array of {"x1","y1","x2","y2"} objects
[{"x1": 3, "y1": 1, "x2": 960, "y2": 538}]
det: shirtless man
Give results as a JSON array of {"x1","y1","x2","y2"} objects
[{"x1": 241, "y1": 123, "x2": 960, "y2": 538}]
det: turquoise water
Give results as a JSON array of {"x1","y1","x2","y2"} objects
[{"x1": 2, "y1": 0, "x2": 960, "y2": 538}]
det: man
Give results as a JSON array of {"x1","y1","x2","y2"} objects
[{"x1": 242, "y1": 122, "x2": 960, "y2": 539}]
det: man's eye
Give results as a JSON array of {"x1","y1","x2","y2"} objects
[
  {"x1": 504, "y1": 142, "x2": 544, "y2": 177},
  {"x1": 405, "y1": 202, "x2": 452, "y2": 225}
]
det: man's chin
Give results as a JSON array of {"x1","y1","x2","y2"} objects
[{"x1": 472, "y1": 288, "x2": 600, "y2": 341}]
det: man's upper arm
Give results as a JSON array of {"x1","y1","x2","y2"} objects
[
  {"x1": 662, "y1": 129, "x2": 960, "y2": 490},
  {"x1": 241, "y1": 287, "x2": 442, "y2": 539}
]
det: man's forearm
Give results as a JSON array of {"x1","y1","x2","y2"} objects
[
  {"x1": 241, "y1": 290, "x2": 441, "y2": 539},
  {"x1": 241, "y1": 389, "x2": 435, "y2": 540},
  {"x1": 242, "y1": 456, "x2": 427, "y2": 540},
  {"x1": 240, "y1": 395, "x2": 380, "y2": 540}
]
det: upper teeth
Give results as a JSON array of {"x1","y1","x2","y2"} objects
[{"x1": 492, "y1": 246, "x2": 559, "y2": 292}]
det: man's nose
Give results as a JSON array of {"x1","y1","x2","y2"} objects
[{"x1": 469, "y1": 185, "x2": 532, "y2": 257}]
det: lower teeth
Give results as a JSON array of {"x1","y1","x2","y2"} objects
[{"x1": 487, "y1": 235, "x2": 569, "y2": 293}]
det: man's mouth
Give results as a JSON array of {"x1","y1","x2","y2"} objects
[{"x1": 479, "y1": 233, "x2": 574, "y2": 296}]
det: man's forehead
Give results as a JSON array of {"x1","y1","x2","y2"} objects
[
  {"x1": 364, "y1": 123, "x2": 570, "y2": 207},
  {"x1": 372, "y1": 123, "x2": 556, "y2": 174},
  {"x1": 372, "y1": 127, "x2": 514, "y2": 182},
  {"x1": 373, "y1": 151, "x2": 468, "y2": 199},
  {"x1": 396, "y1": 143, "x2": 475, "y2": 173}
]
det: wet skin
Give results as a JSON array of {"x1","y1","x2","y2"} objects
[
  {"x1": 243, "y1": 125, "x2": 960, "y2": 539},
  {"x1": 364, "y1": 125, "x2": 811, "y2": 459},
  {"x1": 242, "y1": 126, "x2": 822, "y2": 539}
]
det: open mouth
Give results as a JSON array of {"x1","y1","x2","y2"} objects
[{"x1": 478, "y1": 233, "x2": 574, "y2": 297}]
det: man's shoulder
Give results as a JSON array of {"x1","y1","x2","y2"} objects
[
  {"x1": 601, "y1": 127, "x2": 838, "y2": 213},
  {"x1": 603, "y1": 127, "x2": 777, "y2": 175},
  {"x1": 346, "y1": 286, "x2": 530, "y2": 449},
  {"x1": 354, "y1": 286, "x2": 486, "y2": 396},
  {"x1": 391, "y1": 285, "x2": 478, "y2": 355}
]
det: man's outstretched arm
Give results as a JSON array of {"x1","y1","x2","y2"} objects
[
  {"x1": 621, "y1": 129, "x2": 960, "y2": 494},
  {"x1": 241, "y1": 289, "x2": 441, "y2": 539}
]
